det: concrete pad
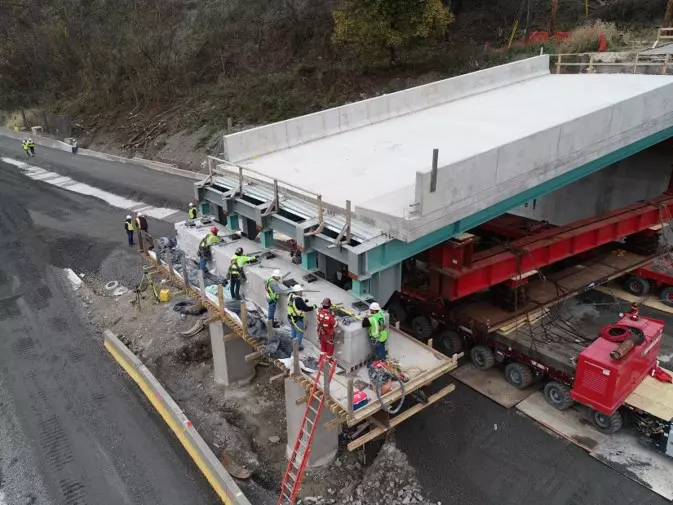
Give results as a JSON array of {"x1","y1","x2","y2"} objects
[
  {"x1": 518, "y1": 392, "x2": 673, "y2": 502},
  {"x1": 517, "y1": 392, "x2": 608, "y2": 451},
  {"x1": 450, "y1": 363, "x2": 536, "y2": 408},
  {"x1": 594, "y1": 283, "x2": 673, "y2": 314}
]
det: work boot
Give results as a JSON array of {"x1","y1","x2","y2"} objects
[
  {"x1": 298, "y1": 345, "x2": 305, "y2": 351},
  {"x1": 272, "y1": 321, "x2": 280, "y2": 328}
]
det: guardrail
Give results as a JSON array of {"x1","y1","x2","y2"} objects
[
  {"x1": 653, "y1": 27, "x2": 673, "y2": 49},
  {"x1": 103, "y1": 330, "x2": 251, "y2": 505}
]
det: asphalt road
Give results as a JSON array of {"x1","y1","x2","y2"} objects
[
  {"x1": 0, "y1": 136, "x2": 195, "y2": 209},
  {"x1": 0, "y1": 158, "x2": 218, "y2": 504}
]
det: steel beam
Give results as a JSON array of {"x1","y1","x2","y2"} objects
[{"x1": 435, "y1": 194, "x2": 673, "y2": 301}]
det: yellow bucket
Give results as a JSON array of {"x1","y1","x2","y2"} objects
[{"x1": 159, "y1": 289, "x2": 171, "y2": 302}]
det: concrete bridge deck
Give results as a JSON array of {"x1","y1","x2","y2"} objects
[{"x1": 222, "y1": 55, "x2": 673, "y2": 244}]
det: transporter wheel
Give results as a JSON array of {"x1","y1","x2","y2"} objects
[
  {"x1": 543, "y1": 381, "x2": 574, "y2": 410},
  {"x1": 436, "y1": 329, "x2": 463, "y2": 357},
  {"x1": 504, "y1": 362, "x2": 534, "y2": 389},
  {"x1": 470, "y1": 345, "x2": 495, "y2": 371},
  {"x1": 661, "y1": 287, "x2": 673, "y2": 307},
  {"x1": 411, "y1": 316, "x2": 433, "y2": 341},
  {"x1": 624, "y1": 276, "x2": 650, "y2": 297},
  {"x1": 590, "y1": 409, "x2": 624, "y2": 434},
  {"x1": 386, "y1": 300, "x2": 408, "y2": 324}
]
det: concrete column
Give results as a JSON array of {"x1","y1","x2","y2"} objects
[
  {"x1": 209, "y1": 322, "x2": 256, "y2": 385},
  {"x1": 284, "y1": 377, "x2": 338, "y2": 468},
  {"x1": 260, "y1": 229, "x2": 274, "y2": 249},
  {"x1": 226, "y1": 214, "x2": 240, "y2": 231},
  {"x1": 301, "y1": 251, "x2": 318, "y2": 271},
  {"x1": 199, "y1": 201, "x2": 211, "y2": 216}
]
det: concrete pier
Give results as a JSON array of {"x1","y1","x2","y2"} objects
[
  {"x1": 284, "y1": 377, "x2": 338, "y2": 468},
  {"x1": 209, "y1": 321, "x2": 256, "y2": 386}
]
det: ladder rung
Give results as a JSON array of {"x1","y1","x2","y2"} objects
[{"x1": 308, "y1": 405, "x2": 319, "y2": 414}]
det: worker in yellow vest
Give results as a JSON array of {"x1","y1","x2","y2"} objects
[
  {"x1": 124, "y1": 215, "x2": 135, "y2": 246},
  {"x1": 362, "y1": 302, "x2": 388, "y2": 360},
  {"x1": 287, "y1": 285, "x2": 315, "y2": 351},
  {"x1": 188, "y1": 202, "x2": 198, "y2": 219}
]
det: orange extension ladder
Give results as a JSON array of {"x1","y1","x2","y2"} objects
[{"x1": 277, "y1": 353, "x2": 337, "y2": 505}]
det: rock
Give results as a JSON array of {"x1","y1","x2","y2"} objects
[{"x1": 268, "y1": 435, "x2": 280, "y2": 443}]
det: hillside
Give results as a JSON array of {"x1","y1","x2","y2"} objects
[{"x1": 0, "y1": 0, "x2": 668, "y2": 170}]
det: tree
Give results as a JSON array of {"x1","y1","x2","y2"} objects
[
  {"x1": 665, "y1": 0, "x2": 673, "y2": 28},
  {"x1": 332, "y1": 0, "x2": 453, "y2": 64}
]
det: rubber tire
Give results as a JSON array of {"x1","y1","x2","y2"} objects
[
  {"x1": 436, "y1": 330, "x2": 463, "y2": 356},
  {"x1": 590, "y1": 409, "x2": 624, "y2": 434},
  {"x1": 662, "y1": 287, "x2": 673, "y2": 307},
  {"x1": 470, "y1": 345, "x2": 495, "y2": 371},
  {"x1": 543, "y1": 381, "x2": 574, "y2": 411},
  {"x1": 625, "y1": 276, "x2": 650, "y2": 297},
  {"x1": 411, "y1": 316, "x2": 433, "y2": 341},
  {"x1": 386, "y1": 300, "x2": 408, "y2": 324},
  {"x1": 504, "y1": 362, "x2": 534, "y2": 389}
]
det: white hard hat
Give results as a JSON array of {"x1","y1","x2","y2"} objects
[
  {"x1": 272, "y1": 269, "x2": 282, "y2": 278},
  {"x1": 126, "y1": 215, "x2": 132, "y2": 219},
  {"x1": 369, "y1": 302, "x2": 381, "y2": 311},
  {"x1": 291, "y1": 284, "x2": 303, "y2": 292},
  {"x1": 189, "y1": 202, "x2": 193, "y2": 206},
  {"x1": 137, "y1": 212, "x2": 143, "y2": 217}
]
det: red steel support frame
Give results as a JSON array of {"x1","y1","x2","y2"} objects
[{"x1": 433, "y1": 194, "x2": 673, "y2": 301}]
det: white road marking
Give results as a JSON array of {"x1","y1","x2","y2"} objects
[{"x1": 2, "y1": 157, "x2": 180, "y2": 221}]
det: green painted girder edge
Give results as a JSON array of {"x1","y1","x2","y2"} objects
[{"x1": 367, "y1": 125, "x2": 673, "y2": 274}]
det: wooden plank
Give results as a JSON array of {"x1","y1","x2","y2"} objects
[
  {"x1": 295, "y1": 395, "x2": 309, "y2": 406},
  {"x1": 626, "y1": 375, "x2": 673, "y2": 422},
  {"x1": 270, "y1": 372, "x2": 287, "y2": 385},
  {"x1": 244, "y1": 351, "x2": 263, "y2": 362},
  {"x1": 347, "y1": 384, "x2": 455, "y2": 451}
]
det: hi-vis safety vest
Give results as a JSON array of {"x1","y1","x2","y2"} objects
[
  {"x1": 124, "y1": 220, "x2": 134, "y2": 232},
  {"x1": 266, "y1": 278, "x2": 279, "y2": 302},
  {"x1": 287, "y1": 293, "x2": 304, "y2": 319},
  {"x1": 229, "y1": 263, "x2": 242, "y2": 277},
  {"x1": 368, "y1": 312, "x2": 388, "y2": 343},
  {"x1": 188, "y1": 206, "x2": 198, "y2": 219}
]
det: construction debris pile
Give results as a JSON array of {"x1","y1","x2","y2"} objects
[{"x1": 297, "y1": 442, "x2": 440, "y2": 505}]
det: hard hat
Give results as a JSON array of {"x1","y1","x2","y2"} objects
[
  {"x1": 210, "y1": 227, "x2": 219, "y2": 234},
  {"x1": 369, "y1": 302, "x2": 381, "y2": 311},
  {"x1": 137, "y1": 212, "x2": 143, "y2": 217},
  {"x1": 321, "y1": 298, "x2": 332, "y2": 308},
  {"x1": 189, "y1": 202, "x2": 193, "y2": 206},
  {"x1": 126, "y1": 215, "x2": 132, "y2": 219},
  {"x1": 272, "y1": 269, "x2": 281, "y2": 278},
  {"x1": 291, "y1": 284, "x2": 303, "y2": 292},
  {"x1": 235, "y1": 247, "x2": 243, "y2": 255}
]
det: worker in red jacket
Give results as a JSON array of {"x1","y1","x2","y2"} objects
[{"x1": 316, "y1": 298, "x2": 337, "y2": 359}]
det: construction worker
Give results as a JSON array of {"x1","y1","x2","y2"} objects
[
  {"x1": 27, "y1": 138, "x2": 35, "y2": 156},
  {"x1": 233, "y1": 247, "x2": 258, "y2": 267},
  {"x1": 71, "y1": 139, "x2": 78, "y2": 154},
  {"x1": 265, "y1": 269, "x2": 286, "y2": 328},
  {"x1": 21, "y1": 138, "x2": 30, "y2": 157},
  {"x1": 188, "y1": 202, "x2": 198, "y2": 220},
  {"x1": 135, "y1": 212, "x2": 149, "y2": 247},
  {"x1": 226, "y1": 258, "x2": 243, "y2": 299},
  {"x1": 287, "y1": 285, "x2": 315, "y2": 351},
  {"x1": 124, "y1": 215, "x2": 135, "y2": 246},
  {"x1": 198, "y1": 227, "x2": 221, "y2": 272},
  {"x1": 362, "y1": 302, "x2": 388, "y2": 360},
  {"x1": 316, "y1": 298, "x2": 337, "y2": 359}
]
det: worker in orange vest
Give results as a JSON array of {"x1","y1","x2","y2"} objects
[{"x1": 316, "y1": 298, "x2": 337, "y2": 359}]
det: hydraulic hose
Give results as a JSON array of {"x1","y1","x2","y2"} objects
[{"x1": 374, "y1": 370, "x2": 406, "y2": 415}]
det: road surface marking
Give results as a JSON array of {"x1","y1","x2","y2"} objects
[{"x1": 1, "y1": 157, "x2": 180, "y2": 221}]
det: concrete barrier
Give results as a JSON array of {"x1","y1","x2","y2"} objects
[{"x1": 103, "y1": 330, "x2": 251, "y2": 505}]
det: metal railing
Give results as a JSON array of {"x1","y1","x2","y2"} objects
[
  {"x1": 206, "y1": 156, "x2": 354, "y2": 244},
  {"x1": 552, "y1": 51, "x2": 672, "y2": 75}
]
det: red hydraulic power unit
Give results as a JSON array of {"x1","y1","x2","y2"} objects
[{"x1": 571, "y1": 310, "x2": 664, "y2": 415}]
